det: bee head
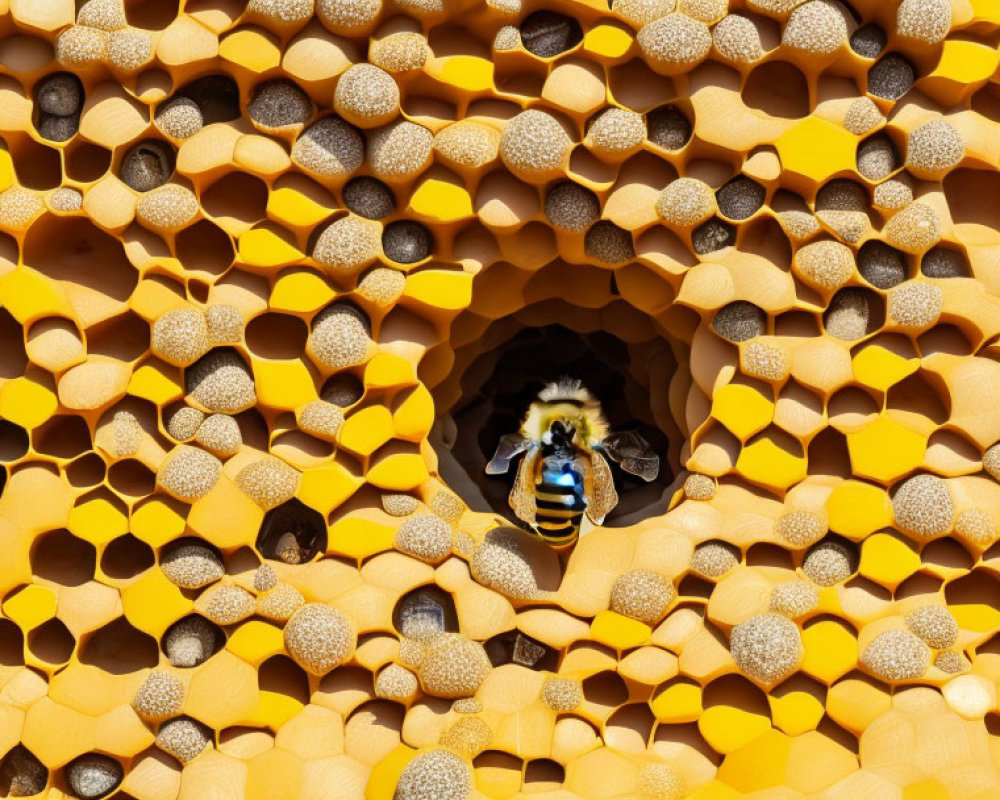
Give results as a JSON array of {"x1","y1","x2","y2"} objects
[{"x1": 550, "y1": 418, "x2": 576, "y2": 441}]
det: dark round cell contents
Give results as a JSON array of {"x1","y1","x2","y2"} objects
[
  {"x1": 850, "y1": 24, "x2": 886, "y2": 59},
  {"x1": 868, "y1": 53, "x2": 915, "y2": 101},
  {"x1": 382, "y1": 220, "x2": 433, "y2": 263},
  {"x1": 343, "y1": 176, "x2": 396, "y2": 220},
  {"x1": 716, "y1": 176, "x2": 766, "y2": 221},
  {"x1": 119, "y1": 140, "x2": 176, "y2": 192},
  {"x1": 647, "y1": 104, "x2": 692, "y2": 151},
  {"x1": 518, "y1": 11, "x2": 583, "y2": 58},
  {"x1": 858, "y1": 240, "x2": 907, "y2": 289},
  {"x1": 692, "y1": 218, "x2": 736, "y2": 255}
]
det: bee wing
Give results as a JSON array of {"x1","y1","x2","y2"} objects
[
  {"x1": 601, "y1": 431, "x2": 660, "y2": 482},
  {"x1": 509, "y1": 448, "x2": 539, "y2": 526},
  {"x1": 585, "y1": 450, "x2": 619, "y2": 525},
  {"x1": 486, "y1": 433, "x2": 534, "y2": 475}
]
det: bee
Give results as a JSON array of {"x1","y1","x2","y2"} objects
[{"x1": 486, "y1": 378, "x2": 659, "y2": 547}]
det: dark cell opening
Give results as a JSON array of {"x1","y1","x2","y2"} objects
[
  {"x1": 518, "y1": 11, "x2": 583, "y2": 58},
  {"x1": 256, "y1": 498, "x2": 328, "y2": 564},
  {"x1": 485, "y1": 630, "x2": 559, "y2": 671}
]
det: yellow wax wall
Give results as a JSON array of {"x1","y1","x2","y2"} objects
[{"x1": 0, "y1": 0, "x2": 999, "y2": 798}]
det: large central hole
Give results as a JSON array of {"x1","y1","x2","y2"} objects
[{"x1": 432, "y1": 322, "x2": 680, "y2": 529}]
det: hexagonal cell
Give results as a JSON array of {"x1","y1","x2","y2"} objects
[
  {"x1": 484, "y1": 630, "x2": 558, "y2": 671},
  {"x1": 178, "y1": 74, "x2": 241, "y2": 123},
  {"x1": 393, "y1": 586, "x2": 459, "y2": 640},
  {"x1": 259, "y1": 655, "x2": 310, "y2": 704},
  {"x1": 79, "y1": 617, "x2": 159, "y2": 673},
  {"x1": 101, "y1": 534, "x2": 155, "y2": 580},
  {"x1": 518, "y1": 11, "x2": 582, "y2": 58},
  {"x1": 161, "y1": 614, "x2": 225, "y2": 668},
  {"x1": 0, "y1": 618, "x2": 24, "y2": 666},
  {"x1": 27, "y1": 618, "x2": 75, "y2": 666},
  {"x1": 63, "y1": 753, "x2": 123, "y2": 799},
  {"x1": 581, "y1": 670, "x2": 629, "y2": 713},
  {"x1": 202, "y1": 173, "x2": 268, "y2": 230},
  {"x1": 256, "y1": 499, "x2": 328, "y2": 565},
  {"x1": 742, "y1": 62, "x2": 809, "y2": 119},
  {"x1": 175, "y1": 220, "x2": 236, "y2": 276},
  {"x1": 31, "y1": 529, "x2": 96, "y2": 586},
  {"x1": 32, "y1": 414, "x2": 92, "y2": 460},
  {"x1": 0, "y1": 744, "x2": 47, "y2": 796},
  {"x1": 245, "y1": 313, "x2": 309, "y2": 360},
  {"x1": 0, "y1": 308, "x2": 27, "y2": 379}
]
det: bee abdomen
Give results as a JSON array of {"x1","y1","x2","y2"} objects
[{"x1": 535, "y1": 474, "x2": 584, "y2": 542}]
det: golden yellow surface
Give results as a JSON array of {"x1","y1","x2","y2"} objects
[{"x1": 0, "y1": 0, "x2": 999, "y2": 798}]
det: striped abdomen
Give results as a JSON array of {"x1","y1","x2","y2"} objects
[{"x1": 534, "y1": 456, "x2": 586, "y2": 544}]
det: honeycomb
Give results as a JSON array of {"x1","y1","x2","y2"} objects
[{"x1": 2, "y1": 0, "x2": 1000, "y2": 797}]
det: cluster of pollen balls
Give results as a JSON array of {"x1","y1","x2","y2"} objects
[{"x1": 2, "y1": 0, "x2": 1000, "y2": 797}]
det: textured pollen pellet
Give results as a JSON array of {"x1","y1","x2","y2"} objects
[
  {"x1": 656, "y1": 178, "x2": 715, "y2": 227},
  {"x1": 637, "y1": 13, "x2": 712, "y2": 72},
  {"x1": 292, "y1": 116, "x2": 364, "y2": 178},
  {"x1": 235, "y1": 458, "x2": 300, "y2": 510},
  {"x1": 888, "y1": 282, "x2": 943, "y2": 328},
  {"x1": 357, "y1": 267, "x2": 406, "y2": 306},
  {"x1": 164, "y1": 616, "x2": 218, "y2": 668},
  {"x1": 782, "y1": 0, "x2": 848, "y2": 54},
  {"x1": 0, "y1": 188, "x2": 44, "y2": 229},
  {"x1": 334, "y1": 63, "x2": 400, "y2": 127},
  {"x1": 312, "y1": 214, "x2": 382, "y2": 273},
  {"x1": 433, "y1": 121, "x2": 501, "y2": 170},
  {"x1": 692, "y1": 218, "x2": 735, "y2": 254},
  {"x1": 471, "y1": 528, "x2": 541, "y2": 600},
  {"x1": 132, "y1": 671, "x2": 185, "y2": 721},
  {"x1": 612, "y1": 0, "x2": 674, "y2": 27},
  {"x1": 775, "y1": 510, "x2": 826, "y2": 547},
  {"x1": 858, "y1": 241, "x2": 907, "y2": 289},
  {"x1": 166, "y1": 406, "x2": 205, "y2": 442},
  {"x1": 730, "y1": 613, "x2": 803, "y2": 684},
  {"x1": 712, "y1": 14, "x2": 765, "y2": 63},
  {"x1": 896, "y1": 0, "x2": 951, "y2": 44},
  {"x1": 256, "y1": 582, "x2": 305, "y2": 621},
  {"x1": 204, "y1": 305, "x2": 243, "y2": 344},
  {"x1": 107, "y1": 29, "x2": 152, "y2": 70},
  {"x1": 742, "y1": 340, "x2": 788, "y2": 380},
  {"x1": 249, "y1": 80, "x2": 313, "y2": 129},
  {"x1": 299, "y1": 399, "x2": 345, "y2": 439},
  {"x1": 857, "y1": 134, "x2": 899, "y2": 181},
  {"x1": 109, "y1": 410, "x2": 143, "y2": 457},
  {"x1": 77, "y1": 0, "x2": 127, "y2": 30},
  {"x1": 156, "y1": 717, "x2": 212, "y2": 764},
  {"x1": 36, "y1": 73, "x2": 83, "y2": 116},
  {"x1": 862, "y1": 629, "x2": 930, "y2": 680},
  {"x1": 195, "y1": 413, "x2": 241, "y2": 457},
  {"x1": 542, "y1": 677, "x2": 583, "y2": 711},
  {"x1": 417, "y1": 634, "x2": 491, "y2": 697},
  {"x1": 395, "y1": 749, "x2": 473, "y2": 800},
  {"x1": 691, "y1": 540, "x2": 740, "y2": 578},
  {"x1": 712, "y1": 301, "x2": 766, "y2": 343},
  {"x1": 451, "y1": 697, "x2": 482, "y2": 714},
  {"x1": 374, "y1": 663, "x2": 419, "y2": 700},
  {"x1": 868, "y1": 53, "x2": 915, "y2": 101},
  {"x1": 843, "y1": 97, "x2": 885, "y2": 136},
  {"x1": 315, "y1": 0, "x2": 379, "y2": 34},
  {"x1": 893, "y1": 474, "x2": 953, "y2": 536},
  {"x1": 285, "y1": 603, "x2": 354, "y2": 674},
  {"x1": 136, "y1": 184, "x2": 199, "y2": 232},
  {"x1": 874, "y1": 177, "x2": 914, "y2": 210},
  {"x1": 428, "y1": 491, "x2": 464, "y2": 523},
  {"x1": 56, "y1": 26, "x2": 106, "y2": 65},
  {"x1": 199, "y1": 584, "x2": 255, "y2": 625},
  {"x1": 159, "y1": 445, "x2": 222, "y2": 501},
  {"x1": 794, "y1": 240, "x2": 855, "y2": 290},
  {"x1": 934, "y1": 650, "x2": 969, "y2": 674},
  {"x1": 850, "y1": 24, "x2": 885, "y2": 58},
  {"x1": 610, "y1": 569, "x2": 674, "y2": 624},
  {"x1": 824, "y1": 288, "x2": 878, "y2": 341},
  {"x1": 884, "y1": 203, "x2": 941, "y2": 254},
  {"x1": 155, "y1": 97, "x2": 204, "y2": 139},
  {"x1": 906, "y1": 605, "x2": 958, "y2": 648},
  {"x1": 802, "y1": 539, "x2": 857, "y2": 586},
  {"x1": 383, "y1": 220, "x2": 433, "y2": 264},
  {"x1": 683, "y1": 472, "x2": 715, "y2": 500},
  {"x1": 66, "y1": 755, "x2": 123, "y2": 799},
  {"x1": 342, "y1": 176, "x2": 395, "y2": 219},
  {"x1": 637, "y1": 764, "x2": 686, "y2": 800},
  {"x1": 161, "y1": 542, "x2": 224, "y2": 589},
  {"x1": 586, "y1": 107, "x2": 646, "y2": 157},
  {"x1": 187, "y1": 350, "x2": 257, "y2": 414},
  {"x1": 438, "y1": 716, "x2": 492, "y2": 758},
  {"x1": 493, "y1": 25, "x2": 520, "y2": 50},
  {"x1": 395, "y1": 513, "x2": 453, "y2": 563},
  {"x1": 647, "y1": 104, "x2": 691, "y2": 150},
  {"x1": 906, "y1": 118, "x2": 964, "y2": 178},
  {"x1": 253, "y1": 563, "x2": 277, "y2": 592},
  {"x1": 309, "y1": 303, "x2": 373, "y2": 370},
  {"x1": 716, "y1": 176, "x2": 765, "y2": 221},
  {"x1": 955, "y1": 508, "x2": 997, "y2": 548},
  {"x1": 120, "y1": 140, "x2": 175, "y2": 192},
  {"x1": 370, "y1": 32, "x2": 429, "y2": 72},
  {"x1": 816, "y1": 180, "x2": 869, "y2": 243},
  {"x1": 584, "y1": 221, "x2": 635, "y2": 263},
  {"x1": 545, "y1": 182, "x2": 600, "y2": 231},
  {"x1": 151, "y1": 308, "x2": 210, "y2": 367},
  {"x1": 500, "y1": 109, "x2": 573, "y2": 181},
  {"x1": 38, "y1": 113, "x2": 79, "y2": 141},
  {"x1": 247, "y1": 0, "x2": 314, "y2": 25},
  {"x1": 769, "y1": 580, "x2": 819, "y2": 618},
  {"x1": 367, "y1": 120, "x2": 434, "y2": 179},
  {"x1": 382, "y1": 493, "x2": 419, "y2": 516}
]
